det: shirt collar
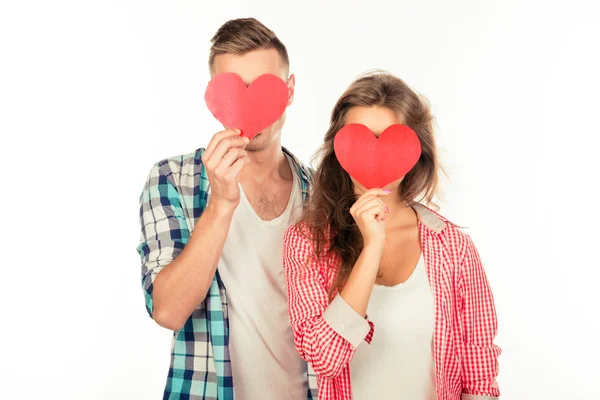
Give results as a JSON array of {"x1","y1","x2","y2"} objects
[
  {"x1": 411, "y1": 203, "x2": 447, "y2": 234},
  {"x1": 283, "y1": 146, "x2": 313, "y2": 186}
]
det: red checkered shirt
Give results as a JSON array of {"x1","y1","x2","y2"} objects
[{"x1": 283, "y1": 204, "x2": 501, "y2": 400}]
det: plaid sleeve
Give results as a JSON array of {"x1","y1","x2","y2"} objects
[
  {"x1": 136, "y1": 163, "x2": 190, "y2": 318},
  {"x1": 283, "y1": 224, "x2": 374, "y2": 380},
  {"x1": 459, "y1": 235, "x2": 502, "y2": 398}
]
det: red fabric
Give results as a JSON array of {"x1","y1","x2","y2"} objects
[{"x1": 283, "y1": 212, "x2": 501, "y2": 400}]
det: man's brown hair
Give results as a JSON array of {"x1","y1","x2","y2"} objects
[{"x1": 209, "y1": 18, "x2": 289, "y2": 73}]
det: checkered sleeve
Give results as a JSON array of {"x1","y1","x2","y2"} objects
[
  {"x1": 459, "y1": 235, "x2": 502, "y2": 398},
  {"x1": 136, "y1": 163, "x2": 190, "y2": 318},
  {"x1": 283, "y1": 225, "x2": 374, "y2": 380}
]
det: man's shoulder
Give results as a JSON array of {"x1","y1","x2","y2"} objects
[
  {"x1": 150, "y1": 148, "x2": 206, "y2": 181},
  {"x1": 282, "y1": 147, "x2": 314, "y2": 183}
]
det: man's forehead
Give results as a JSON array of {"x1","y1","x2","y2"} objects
[{"x1": 212, "y1": 48, "x2": 288, "y2": 82}]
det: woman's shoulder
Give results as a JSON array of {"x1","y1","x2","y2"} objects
[
  {"x1": 284, "y1": 223, "x2": 338, "y2": 276},
  {"x1": 284, "y1": 222, "x2": 314, "y2": 248},
  {"x1": 413, "y1": 203, "x2": 476, "y2": 255},
  {"x1": 285, "y1": 222, "x2": 335, "y2": 246}
]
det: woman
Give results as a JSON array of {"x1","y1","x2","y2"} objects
[{"x1": 283, "y1": 72, "x2": 501, "y2": 400}]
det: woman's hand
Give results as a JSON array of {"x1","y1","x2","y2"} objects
[{"x1": 350, "y1": 188, "x2": 391, "y2": 250}]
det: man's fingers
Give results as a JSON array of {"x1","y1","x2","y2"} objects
[
  {"x1": 203, "y1": 129, "x2": 243, "y2": 161},
  {"x1": 223, "y1": 157, "x2": 251, "y2": 181},
  {"x1": 205, "y1": 135, "x2": 249, "y2": 168},
  {"x1": 214, "y1": 148, "x2": 248, "y2": 175}
]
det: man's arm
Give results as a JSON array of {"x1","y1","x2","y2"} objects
[
  {"x1": 137, "y1": 129, "x2": 250, "y2": 331},
  {"x1": 151, "y1": 201, "x2": 235, "y2": 330}
]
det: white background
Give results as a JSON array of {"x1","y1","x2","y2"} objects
[{"x1": 1, "y1": 0, "x2": 599, "y2": 399}]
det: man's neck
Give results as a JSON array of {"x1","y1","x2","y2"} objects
[{"x1": 240, "y1": 137, "x2": 290, "y2": 183}]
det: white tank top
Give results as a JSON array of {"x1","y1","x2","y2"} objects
[
  {"x1": 216, "y1": 155, "x2": 309, "y2": 400},
  {"x1": 350, "y1": 255, "x2": 437, "y2": 399}
]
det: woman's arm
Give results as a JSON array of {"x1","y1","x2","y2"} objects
[
  {"x1": 283, "y1": 225, "x2": 375, "y2": 379},
  {"x1": 459, "y1": 235, "x2": 502, "y2": 399}
]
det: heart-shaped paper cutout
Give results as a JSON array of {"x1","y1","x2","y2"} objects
[
  {"x1": 204, "y1": 73, "x2": 289, "y2": 139},
  {"x1": 334, "y1": 124, "x2": 422, "y2": 189}
]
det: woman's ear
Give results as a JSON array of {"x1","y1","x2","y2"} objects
[{"x1": 286, "y1": 74, "x2": 296, "y2": 107}]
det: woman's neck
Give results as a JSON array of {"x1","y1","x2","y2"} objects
[{"x1": 382, "y1": 192, "x2": 418, "y2": 228}]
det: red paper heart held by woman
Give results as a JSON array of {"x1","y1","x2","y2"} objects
[
  {"x1": 204, "y1": 73, "x2": 289, "y2": 139},
  {"x1": 334, "y1": 124, "x2": 422, "y2": 189}
]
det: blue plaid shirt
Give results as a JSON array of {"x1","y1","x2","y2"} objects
[{"x1": 137, "y1": 147, "x2": 317, "y2": 399}]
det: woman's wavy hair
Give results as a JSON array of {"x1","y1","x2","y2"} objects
[{"x1": 297, "y1": 71, "x2": 441, "y2": 299}]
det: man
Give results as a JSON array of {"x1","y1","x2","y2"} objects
[{"x1": 137, "y1": 18, "x2": 316, "y2": 400}]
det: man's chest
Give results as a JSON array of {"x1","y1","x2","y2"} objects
[
  {"x1": 240, "y1": 179, "x2": 295, "y2": 221},
  {"x1": 217, "y1": 191, "x2": 301, "y2": 292}
]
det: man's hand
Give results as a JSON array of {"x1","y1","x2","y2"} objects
[{"x1": 201, "y1": 129, "x2": 251, "y2": 214}]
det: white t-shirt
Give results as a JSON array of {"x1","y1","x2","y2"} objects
[
  {"x1": 217, "y1": 155, "x2": 308, "y2": 400},
  {"x1": 350, "y1": 255, "x2": 437, "y2": 400}
]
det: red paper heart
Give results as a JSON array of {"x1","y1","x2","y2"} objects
[
  {"x1": 204, "y1": 73, "x2": 289, "y2": 139},
  {"x1": 334, "y1": 124, "x2": 422, "y2": 189}
]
